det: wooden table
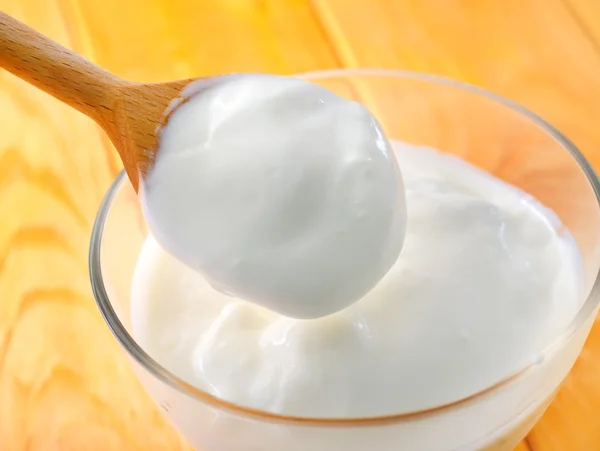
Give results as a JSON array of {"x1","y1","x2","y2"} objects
[{"x1": 1, "y1": 1, "x2": 600, "y2": 449}]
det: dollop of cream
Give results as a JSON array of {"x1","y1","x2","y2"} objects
[{"x1": 141, "y1": 74, "x2": 406, "y2": 319}]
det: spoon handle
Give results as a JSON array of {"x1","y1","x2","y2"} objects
[{"x1": 0, "y1": 11, "x2": 121, "y2": 122}]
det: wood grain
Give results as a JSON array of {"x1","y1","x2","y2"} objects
[
  {"x1": 563, "y1": 0, "x2": 600, "y2": 52},
  {"x1": 0, "y1": 11, "x2": 123, "y2": 122},
  {"x1": 0, "y1": 3, "x2": 184, "y2": 451},
  {"x1": 0, "y1": 11, "x2": 154, "y2": 189},
  {"x1": 1, "y1": 12, "x2": 215, "y2": 190},
  {"x1": 2, "y1": 0, "x2": 600, "y2": 450},
  {"x1": 68, "y1": 0, "x2": 340, "y2": 82},
  {"x1": 0, "y1": 1, "x2": 337, "y2": 450}
]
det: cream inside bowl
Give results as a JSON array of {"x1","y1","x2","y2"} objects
[{"x1": 90, "y1": 69, "x2": 600, "y2": 451}]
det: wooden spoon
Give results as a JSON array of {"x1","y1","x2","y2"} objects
[{"x1": 0, "y1": 11, "x2": 201, "y2": 191}]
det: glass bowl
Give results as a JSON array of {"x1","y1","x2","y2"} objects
[{"x1": 90, "y1": 69, "x2": 600, "y2": 451}]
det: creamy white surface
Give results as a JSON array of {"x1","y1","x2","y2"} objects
[
  {"x1": 141, "y1": 74, "x2": 406, "y2": 319},
  {"x1": 132, "y1": 142, "x2": 583, "y2": 418}
]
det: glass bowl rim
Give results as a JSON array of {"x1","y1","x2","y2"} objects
[{"x1": 89, "y1": 67, "x2": 600, "y2": 426}]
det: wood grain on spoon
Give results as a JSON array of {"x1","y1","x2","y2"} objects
[{"x1": 0, "y1": 11, "x2": 193, "y2": 190}]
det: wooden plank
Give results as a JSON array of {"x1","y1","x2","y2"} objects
[
  {"x1": 311, "y1": 1, "x2": 600, "y2": 450},
  {"x1": 563, "y1": 0, "x2": 600, "y2": 51},
  {"x1": 0, "y1": 2, "x2": 148, "y2": 450},
  {"x1": 0, "y1": 1, "x2": 338, "y2": 450},
  {"x1": 68, "y1": 0, "x2": 339, "y2": 81},
  {"x1": 514, "y1": 443, "x2": 532, "y2": 451}
]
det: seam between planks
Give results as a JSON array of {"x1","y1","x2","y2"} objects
[
  {"x1": 309, "y1": 0, "x2": 360, "y2": 67},
  {"x1": 560, "y1": 0, "x2": 600, "y2": 57},
  {"x1": 306, "y1": 0, "x2": 345, "y2": 67}
]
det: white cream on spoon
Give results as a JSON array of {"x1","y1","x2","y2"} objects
[{"x1": 141, "y1": 74, "x2": 406, "y2": 319}]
